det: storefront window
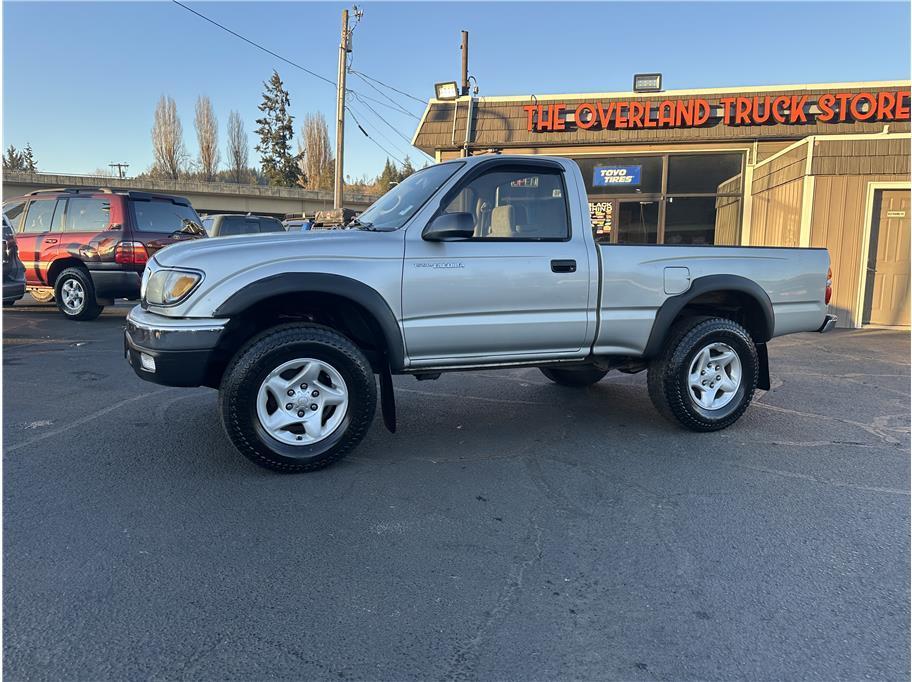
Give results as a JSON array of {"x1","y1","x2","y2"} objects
[
  {"x1": 664, "y1": 197, "x2": 717, "y2": 244},
  {"x1": 615, "y1": 201, "x2": 659, "y2": 244},
  {"x1": 576, "y1": 156, "x2": 663, "y2": 195},
  {"x1": 667, "y1": 154, "x2": 743, "y2": 194},
  {"x1": 578, "y1": 152, "x2": 744, "y2": 245}
]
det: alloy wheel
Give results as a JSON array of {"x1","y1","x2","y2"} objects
[
  {"x1": 256, "y1": 358, "x2": 349, "y2": 445},
  {"x1": 60, "y1": 278, "x2": 85, "y2": 312},
  {"x1": 687, "y1": 342, "x2": 742, "y2": 410}
]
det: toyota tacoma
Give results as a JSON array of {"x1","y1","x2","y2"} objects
[{"x1": 125, "y1": 155, "x2": 836, "y2": 472}]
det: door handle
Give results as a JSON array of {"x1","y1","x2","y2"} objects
[
  {"x1": 551, "y1": 259, "x2": 577, "y2": 273},
  {"x1": 43, "y1": 238, "x2": 58, "y2": 244}
]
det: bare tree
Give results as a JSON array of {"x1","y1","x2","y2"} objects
[
  {"x1": 151, "y1": 95, "x2": 187, "y2": 179},
  {"x1": 194, "y1": 96, "x2": 220, "y2": 181},
  {"x1": 297, "y1": 112, "x2": 334, "y2": 190},
  {"x1": 226, "y1": 110, "x2": 249, "y2": 184}
]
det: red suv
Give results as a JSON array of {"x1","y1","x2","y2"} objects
[{"x1": 2, "y1": 188, "x2": 206, "y2": 320}]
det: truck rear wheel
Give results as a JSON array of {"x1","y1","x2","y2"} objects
[
  {"x1": 540, "y1": 365, "x2": 608, "y2": 387},
  {"x1": 219, "y1": 323, "x2": 377, "y2": 473},
  {"x1": 54, "y1": 268, "x2": 104, "y2": 321},
  {"x1": 647, "y1": 317, "x2": 758, "y2": 432}
]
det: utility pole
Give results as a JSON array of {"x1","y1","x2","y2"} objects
[
  {"x1": 460, "y1": 31, "x2": 469, "y2": 96},
  {"x1": 333, "y1": 8, "x2": 350, "y2": 209},
  {"x1": 109, "y1": 163, "x2": 129, "y2": 179}
]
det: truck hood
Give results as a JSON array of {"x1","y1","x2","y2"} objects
[{"x1": 151, "y1": 228, "x2": 401, "y2": 269}]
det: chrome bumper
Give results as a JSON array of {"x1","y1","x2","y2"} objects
[
  {"x1": 125, "y1": 305, "x2": 228, "y2": 351},
  {"x1": 818, "y1": 314, "x2": 837, "y2": 333}
]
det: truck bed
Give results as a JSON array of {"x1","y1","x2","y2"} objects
[{"x1": 593, "y1": 244, "x2": 831, "y2": 356}]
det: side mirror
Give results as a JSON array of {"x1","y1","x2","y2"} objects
[{"x1": 423, "y1": 212, "x2": 475, "y2": 241}]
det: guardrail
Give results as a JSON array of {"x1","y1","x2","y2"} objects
[{"x1": 3, "y1": 171, "x2": 380, "y2": 204}]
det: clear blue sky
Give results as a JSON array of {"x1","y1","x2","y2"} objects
[{"x1": 3, "y1": 1, "x2": 910, "y2": 180}]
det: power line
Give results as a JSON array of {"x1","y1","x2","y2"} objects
[
  {"x1": 349, "y1": 72, "x2": 421, "y2": 119},
  {"x1": 171, "y1": 2, "x2": 429, "y2": 172},
  {"x1": 347, "y1": 99, "x2": 416, "y2": 162},
  {"x1": 171, "y1": 0, "x2": 336, "y2": 87},
  {"x1": 350, "y1": 92, "x2": 434, "y2": 161},
  {"x1": 345, "y1": 88, "x2": 419, "y2": 120},
  {"x1": 346, "y1": 106, "x2": 403, "y2": 165},
  {"x1": 349, "y1": 68, "x2": 426, "y2": 105},
  {"x1": 172, "y1": 0, "x2": 422, "y2": 122}
]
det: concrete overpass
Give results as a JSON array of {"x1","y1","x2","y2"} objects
[{"x1": 2, "y1": 171, "x2": 379, "y2": 217}]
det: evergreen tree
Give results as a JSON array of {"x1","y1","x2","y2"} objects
[
  {"x1": 21, "y1": 143, "x2": 37, "y2": 172},
  {"x1": 2, "y1": 145, "x2": 23, "y2": 171},
  {"x1": 255, "y1": 70, "x2": 299, "y2": 187},
  {"x1": 398, "y1": 155, "x2": 415, "y2": 182},
  {"x1": 376, "y1": 158, "x2": 399, "y2": 193}
]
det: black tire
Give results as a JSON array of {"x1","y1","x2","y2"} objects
[
  {"x1": 647, "y1": 317, "x2": 758, "y2": 432},
  {"x1": 219, "y1": 323, "x2": 377, "y2": 473},
  {"x1": 540, "y1": 365, "x2": 608, "y2": 387},
  {"x1": 53, "y1": 268, "x2": 104, "y2": 321}
]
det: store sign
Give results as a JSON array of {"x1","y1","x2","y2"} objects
[
  {"x1": 523, "y1": 90, "x2": 911, "y2": 132},
  {"x1": 593, "y1": 165, "x2": 641, "y2": 187}
]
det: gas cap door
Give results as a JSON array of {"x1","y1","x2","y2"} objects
[{"x1": 664, "y1": 266, "x2": 691, "y2": 295}]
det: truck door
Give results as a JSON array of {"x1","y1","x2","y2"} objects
[{"x1": 402, "y1": 161, "x2": 592, "y2": 363}]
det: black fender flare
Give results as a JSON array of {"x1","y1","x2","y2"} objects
[
  {"x1": 643, "y1": 274, "x2": 775, "y2": 359},
  {"x1": 213, "y1": 273, "x2": 406, "y2": 371}
]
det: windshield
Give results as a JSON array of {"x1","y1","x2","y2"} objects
[{"x1": 357, "y1": 162, "x2": 463, "y2": 229}]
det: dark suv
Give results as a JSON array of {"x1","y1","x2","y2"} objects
[
  {"x1": 2, "y1": 188, "x2": 206, "y2": 320},
  {"x1": 201, "y1": 213, "x2": 285, "y2": 237},
  {"x1": 2, "y1": 214, "x2": 26, "y2": 306}
]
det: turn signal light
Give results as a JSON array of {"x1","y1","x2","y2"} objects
[
  {"x1": 825, "y1": 267, "x2": 833, "y2": 305},
  {"x1": 115, "y1": 241, "x2": 149, "y2": 265}
]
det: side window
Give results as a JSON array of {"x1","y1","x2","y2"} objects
[
  {"x1": 3, "y1": 201, "x2": 26, "y2": 231},
  {"x1": 259, "y1": 218, "x2": 285, "y2": 233},
  {"x1": 51, "y1": 199, "x2": 67, "y2": 232},
  {"x1": 218, "y1": 216, "x2": 249, "y2": 236},
  {"x1": 202, "y1": 218, "x2": 213, "y2": 236},
  {"x1": 64, "y1": 197, "x2": 111, "y2": 232},
  {"x1": 21, "y1": 200, "x2": 57, "y2": 233},
  {"x1": 439, "y1": 167, "x2": 569, "y2": 240}
]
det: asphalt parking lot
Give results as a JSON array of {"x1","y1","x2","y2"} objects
[{"x1": 3, "y1": 297, "x2": 910, "y2": 681}]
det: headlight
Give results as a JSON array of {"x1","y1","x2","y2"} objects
[{"x1": 144, "y1": 268, "x2": 202, "y2": 306}]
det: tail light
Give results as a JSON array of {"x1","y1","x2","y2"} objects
[
  {"x1": 825, "y1": 267, "x2": 833, "y2": 305},
  {"x1": 115, "y1": 241, "x2": 148, "y2": 265}
]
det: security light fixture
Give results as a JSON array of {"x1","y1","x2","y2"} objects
[
  {"x1": 435, "y1": 81, "x2": 460, "y2": 100},
  {"x1": 633, "y1": 73, "x2": 663, "y2": 93}
]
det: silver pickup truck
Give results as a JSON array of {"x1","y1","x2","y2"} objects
[{"x1": 125, "y1": 155, "x2": 836, "y2": 472}]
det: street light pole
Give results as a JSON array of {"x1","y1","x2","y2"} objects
[{"x1": 333, "y1": 8, "x2": 350, "y2": 210}]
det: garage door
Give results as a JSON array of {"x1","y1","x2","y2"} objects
[{"x1": 864, "y1": 189, "x2": 910, "y2": 326}]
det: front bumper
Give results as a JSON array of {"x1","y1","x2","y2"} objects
[
  {"x1": 818, "y1": 313, "x2": 838, "y2": 333},
  {"x1": 124, "y1": 306, "x2": 228, "y2": 387}
]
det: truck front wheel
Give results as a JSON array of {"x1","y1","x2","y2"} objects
[
  {"x1": 540, "y1": 365, "x2": 608, "y2": 387},
  {"x1": 647, "y1": 317, "x2": 758, "y2": 432},
  {"x1": 219, "y1": 323, "x2": 377, "y2": 472}
]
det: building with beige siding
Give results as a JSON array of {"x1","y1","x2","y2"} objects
[{"x1": 412, "y1": 80, "x2": 911, "y2": 328}]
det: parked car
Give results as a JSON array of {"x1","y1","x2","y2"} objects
[
  {"x1": 125, "y1": 155, "x2": 835, "y2": 472},
  {"x1": 2, "y1": 188, "x2": 206, "y2": 320},
  {"x1": 2, "y1": 214, "x2": 26, "y2": 306},
  {"x1": 202, "y1": 214, "x2": 285, "y2": 237},
  {"x1": 283, "y1": 218, "x2": 314, "y2": 232}
]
